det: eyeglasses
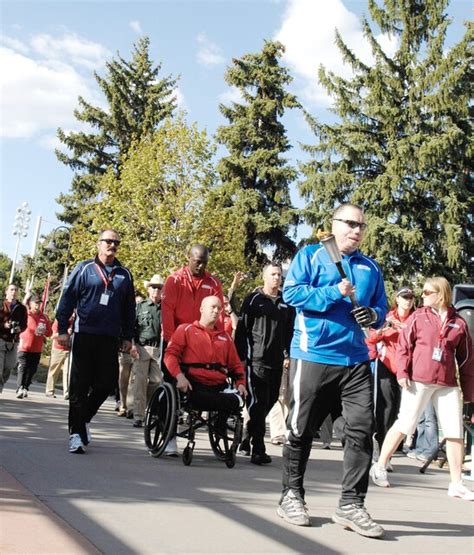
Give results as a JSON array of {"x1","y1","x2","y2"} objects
[
  {"x1": 333, "y1": 219, "x2": 368, "y2": 231},
  {"x1": 422, "y1": 289, "x2": 437, "y2": 296},
  {"x1": 100, "y1": 239, "x2": 120, "y2": 246}
]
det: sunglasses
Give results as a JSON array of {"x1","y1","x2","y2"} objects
[
  {"x1": 399, "y1": 294, "x2": 414, "y2": 300},
  {"x1": 100, "y1": 239, "x2": 120, "y2": 246},
  {"x1": 333, "y1": 218, "x2": 368, "y2": 231},
  {"x1": 422, "y1": 289, "x2": 437, "y2": 296},
  {"x1": 149, "y1": 284, "x2": 163, "y2": 290}
]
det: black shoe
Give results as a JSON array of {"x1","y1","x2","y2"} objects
[
  {"x1": 251, "y1": 452, "x2": 272, "y2": 465},
  {"x1": 133, "y1": 419, "x2": 143, "y2": 428},
  {"x1": 126, "y1": 410, "x2": 134, "y2": 419},
  {"x1": 239, "y1": 438, "x2": 251, "y2": 456}
]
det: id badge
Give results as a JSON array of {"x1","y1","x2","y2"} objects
[
  {"x1": 100, "y1": 293, "x2": 110, "y2": 306},
  {"x1": 432, "y1": 347, "x2": 443, "y2": 362}
]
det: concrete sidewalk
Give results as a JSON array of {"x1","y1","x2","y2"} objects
[{"x1": 1, "y1": 382, "x2": 473, "y2": 554}]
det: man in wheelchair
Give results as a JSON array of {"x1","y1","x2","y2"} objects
[{"x1": 164, "y1": 295, "x2": 247, "y2": 435}]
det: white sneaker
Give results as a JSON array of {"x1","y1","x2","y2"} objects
[
  {"x1": 370, "y1": 463, "x2": 390, "y2": 487},
  {"x1": 69, "y1": 433, "x2": 85, "y2": 454},
  {"x1": 164, "y1": 436, "x2": 179, "y2": 457},
  {"x1": 16, "y1": 388, "x2": 24, "y2": 399},
  {"x1": 23, "y1": 388, "x2": 28, "y2": 398},
  {"x1": 86, "y1": 423, "x2": 92, "y2": 444},
  {"x1": 448, "y1": 481, "x2": 474, "y2": 501}
]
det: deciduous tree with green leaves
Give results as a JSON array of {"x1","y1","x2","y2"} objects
[
  {"x1": 300, "y1": 0, "x2": 472, "y2": 286},
  {"x1": 56, "y1": 36, "x2": 178, "y2": 225},
  {"x1": 69, "y1": 116, "x2": 223, "y2": 287},
  {"x1": 216, "y1": 40, "x2": 300, "y2": 266}
]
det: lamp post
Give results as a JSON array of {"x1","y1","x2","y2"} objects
[
  {"x1": 10, "y1": 202, "x2": 31, "y2": 283},
  {"x1": 45, "y1": 226, "x2": 72, "y2": 308}
]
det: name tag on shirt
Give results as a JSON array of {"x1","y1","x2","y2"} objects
[
  {"x1": 100, "y1": 293, "x2": 110, "y2": 306},
  {"x1": 432, "y1": 347, "x2": 443, "y2": 362}
]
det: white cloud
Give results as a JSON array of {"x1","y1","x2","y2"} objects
[
  {"x1": 130, "y1": 20, "x2": 142, "y2": 34},
  {"x1": 218, "y1": 85, "x2": 244, "y2": 105},
  {"x1": 274, "y1": 0, "x2": 398, "y2": 106},
  {"x1": 196, "y1": 32, "x2": 225, "y2": 67},
  {"x1": 30, "y1": 33, "x2": 111, "y2": 70},
  {"x1": 0, "y1": 46, "x2": 99, "y2": 139},
  {"x1": 0, "y1": 35, "x2": 29, "y2": 54}
]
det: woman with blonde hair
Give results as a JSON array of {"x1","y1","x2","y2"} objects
[{"x1": 370, "y1": 277, "x2": 474, "y2": 500}]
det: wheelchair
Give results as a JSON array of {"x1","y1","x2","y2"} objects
[{"x1": 144, "y1": 381, "x2": 243, "y2": 468}]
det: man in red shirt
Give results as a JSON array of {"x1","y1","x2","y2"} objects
[
  {"x1": 165, "y1": 296, "x2": 246, "y2": 419},
  {"x1": 161, "y1": 244, "x2": 224, "y2": 342}
]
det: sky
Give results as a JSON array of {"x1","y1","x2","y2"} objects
[{"x1": 0, "y1": 0, "x2": 471, "y2": 262}]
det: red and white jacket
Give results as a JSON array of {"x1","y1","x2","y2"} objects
[
  {"x1": 366, "y1": 307, "x2": 414, "y2": 375},
  {"x1": 164, "y1": 321, "x2": 245, "y2": 388},
  {"x1": 19, "y1": 311, "x2": 52, "y2": 353},
  {"x1": 396, "y1": 306, "x2": 474, "y2": 401},
  {"x1": 161, "y1": 266, "x2": 224, "y2": 341}
]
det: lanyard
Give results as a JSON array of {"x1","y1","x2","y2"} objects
[{"x1": 94, "y1": 264, "x2": 115, "y2": 292}]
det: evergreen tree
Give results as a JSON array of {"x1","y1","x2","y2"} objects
[
  {"x1": 300, "y1": 0, "x2": 472, "y2": 285},
  {"x1": 56, "y1": 36, "x2": 178, "y2": 224},
  {"x1": 216, "y1": 40, "x2": 300, "y2": 265}
]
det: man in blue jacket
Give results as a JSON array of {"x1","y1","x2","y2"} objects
[
  {"x1": 277, "y1": 204, "x2": 387, "y2": 539},
  {"x1": 56, "y1": 229, "x2": 135, "y2": 454}
]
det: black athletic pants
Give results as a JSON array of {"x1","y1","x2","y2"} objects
[
  {"x1": 17, "y1": 352, "x2": 41, "y2": 390},
  {"x1": 244, "y1": 365, "x2": 282, "y2": 455},
  {"x1": 282, "y1": 359, "x2": 374, "y2": 507},
  {"x1": 69, "y1": 333, "x2": 119, "y2": 444},
  {"x1": 374, "y1": 360, "x2": 401, "y2": 447}
]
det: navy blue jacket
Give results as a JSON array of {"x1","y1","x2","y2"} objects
[
  {"x1": 56, "y1": 256, "x2": 135, "y2": 340},
  {"x1": 283, "y1": 244, "x2": 387, "y2": 366}
]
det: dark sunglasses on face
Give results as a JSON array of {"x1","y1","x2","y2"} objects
[
  {"x1": 100, "y1": 239, "x2": 120, "y2": 246},
  {"x1": 422, "y1": 289, "x2": 437, "y2": 296},
  {"x1": 399, "y1": 294, "x2": 414, "y2": 300},
  {"x1": 333, "y1": 218, "x2": 368, "y2": 231}
]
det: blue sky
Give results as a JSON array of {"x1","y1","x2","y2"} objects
[{"x1": 1, "y1": 0, "x2": 471, "y2": 261}]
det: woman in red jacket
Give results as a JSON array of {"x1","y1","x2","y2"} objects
[
  {"x1": 16, "y1": 294, "x2": 52, "y2": 399},
  {"x1": 366, "y1": 287, "x2": 416, "y2": 449},
  {"x1": 370, "y1": 277, "x2": 474, "y2": 501}
]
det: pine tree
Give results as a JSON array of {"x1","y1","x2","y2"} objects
[
  {"x1": 216, "y1": 40, "x2": 300, "y2": 265},
  {"x1": 300, "y1": 0, "x2": 472, "y2": 286},
  {"x1": 56, "y1": 36, "x2": 178, "y2": 224}
]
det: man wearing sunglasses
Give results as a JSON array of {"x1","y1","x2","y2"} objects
[
  {"x1": 56, "y1": 229, "x2": 135, "y2": 454},
  {"x1": 277, "y1": 204, "x2": 387, "y2": 539}
]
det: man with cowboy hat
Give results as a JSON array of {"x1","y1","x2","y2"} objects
[{"x1": 130, "y1": 274, "x2": 164, "y2": 428}]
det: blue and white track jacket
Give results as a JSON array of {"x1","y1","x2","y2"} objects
[{"x1": 283, "y1": 244, "x2": 387, "y2": 366}]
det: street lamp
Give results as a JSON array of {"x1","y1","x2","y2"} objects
[
  {"x1": 10, "y1": 202, "x2": 31, "y2": 283},
  {"x1": 45, "y1": 226, "x2": 72, "y2": 308}
]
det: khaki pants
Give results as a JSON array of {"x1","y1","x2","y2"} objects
[
  {"x1": 0, "y1": 338, "x2": 18, "y2": 393},
  {"x1": 46, "y1": 348, "x2": 70, "y2": 397},
  {"x1": 133, "y1": 345, "x2": 162, "y2": 420},
  {"x1": 119, "y1": 352, "x2": 134, "y2": 412}
]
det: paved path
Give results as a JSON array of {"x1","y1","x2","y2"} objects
[{"x1": 1, "y1": 382, "x2": 473, "y2": 554}]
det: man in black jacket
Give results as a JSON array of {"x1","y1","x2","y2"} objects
[{"x1": 235, "y1": 263, "x2": 295, "y2": 465}]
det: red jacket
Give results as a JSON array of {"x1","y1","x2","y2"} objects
[
  {"x1": 161, "y1": 266, "x2": 224, "y2": 341},
  {"x1": 19, "y1": 311, "x2": 52, "y2": 353},
  {"x1": 164, "y1": 321, "x2": 245, "y2": 388},
  {"x1": 366, "y1": 307, "x2": 414, "y2": 374},
  {"x1": 396, "y1": 306, "x2": 474, "y2": 401}
]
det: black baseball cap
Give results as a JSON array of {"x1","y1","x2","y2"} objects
[{"x1": 396, "y1": 287, "x2": 414, "y2": 298}]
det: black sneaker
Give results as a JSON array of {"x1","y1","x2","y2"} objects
[
  {"x1": 332, "y1": 504, "x2": 384, "y2": 538},
  {"x1": 239, "y1": 438, "x2": 251, "y2": 456},
  {"x1": 133, "y1": 419, "x2": 143, "y2": 428},
  {"x1": 250, "y1": 452, "x2": 272, "y2": 465},
  {"x1": 277, "y1": 490, "x2": 310, "y2": 526}
]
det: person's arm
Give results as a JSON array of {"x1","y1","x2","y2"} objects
[
  {"x1": 367, "y1": 261, "x2": 388, "y2": 329},
  {"x1": 395, "y1": 314, "x2": 417, "y2": 387},
  {"x1": 228, "y1": 271, "x2": 245, "y2": 314},
  {"x1": 56, "y1": 263, "x2": 81, "y2": 335},
  {"x1": 163, "y1": 325, "x2": 187, "y2": 379},
  {"x1": 43, "y1": 315, "x2": 53, "y2": 338},
  {"x1": 121, "y1": 271, "x2": 136, "y2": 342},
  {"x1": 161, "y1": 276, "x2": 177, "y2": 342},
  {"x1": 226, "y1": 338, "x2": 246, "y2": 392},
  {"x1": 282, "y1": 247, "x2": 344, "y2": 313},
  {"x1": 456, "y1": 321, "x2": 474, "y2": 402},
  {"x1": 234, "y1": 294, "x2": 254, "y2": 361}
]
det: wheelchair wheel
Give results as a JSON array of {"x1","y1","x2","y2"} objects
[
  {"x1": 182, "y1": 445, "x2": 194, "y2": 466},
  {"x1": 144, "y1": 383, "x2": 177, "y2": 458},
  {"x1": 208, "y1": 412, "x2": 242, "y2": 463},
  {"x1": 225, "y1": 446, "x2": 237, "y2": 469}
]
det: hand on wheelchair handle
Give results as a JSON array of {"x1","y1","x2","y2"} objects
[{"x1": 238, "y1": 384, "x2": 247, "y2": 399}]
